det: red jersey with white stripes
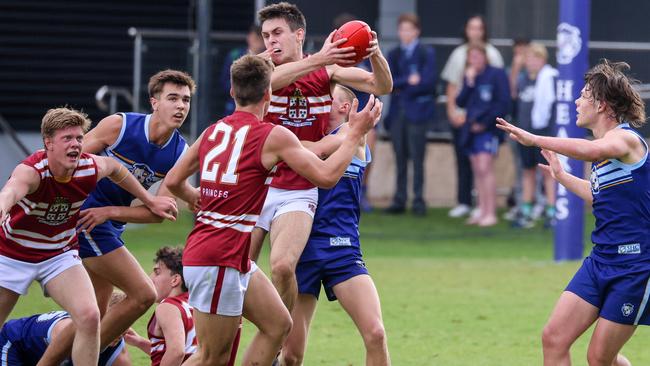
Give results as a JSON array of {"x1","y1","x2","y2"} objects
[
  {"x1": 265, "y1": 66, "x2": 331, "y2": 190},
  {"x1": 0, "y1": 150, "x2": 97, "y2": 263},
  {"x1": 148, "y1": 292, "x2": 197, "y2": 366},
  {"x1": 183, "y1": 111, "x2": 275, "y2": 272}
]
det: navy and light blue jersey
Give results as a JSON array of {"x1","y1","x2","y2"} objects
[
  {"x1": 590, "y1": 124, "x2": 650, "y2": 264},
  {"x1": 0, "y1": 311, "x2": 125, "y2": 365},
  {"x1": 301, "y1": 127, "x2": 371, "y2": 262},
  {"x1": 83, "y1": 112, "x2": 188, "y2": 227}
]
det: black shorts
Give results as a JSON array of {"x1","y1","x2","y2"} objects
[{"x1": 519, "y1": 127, "x2": 553, "y2": 169}]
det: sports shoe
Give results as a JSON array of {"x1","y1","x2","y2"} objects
[
  {"x1": 512, "y1": 214, "x2": 535, "y2": 229},
  {"x1": 448, "y1": 204, "x2": 471, "y2": 218},
  {"x1": 385, "y1": 203, "x2": 406, "y2": 214},
  {"x1": 503, "y1": 206, "x2": 519, "y2": 221}
]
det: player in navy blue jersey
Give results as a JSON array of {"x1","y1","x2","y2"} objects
[
  {"x1": 278, "y1": 85, "x2": 390, "y2": 366},
  {"x1": 497, "y1": 60, "x2": 647, "y2": 366},
  {"x1": 0, "y1": 293, "x2": 131, "y2": 365},
  {"x1": 39, "y1": 70, "x2": 197, "y2": 365}
]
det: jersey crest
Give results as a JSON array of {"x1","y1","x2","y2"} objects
[
  {"x1": 41, "y1": 196, "x2": 72, "y2": 226},
  {"x1": 282, "y1": 88, "x2": 315, "y2": 127},
  {"x1": 130, "y1": 162, "x2": 157, "y2": 189}
]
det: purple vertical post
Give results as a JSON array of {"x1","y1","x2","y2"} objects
[{"x1": 553, "y1": 0, "x2": 591, "y2": 261}]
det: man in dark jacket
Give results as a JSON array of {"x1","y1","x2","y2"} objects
[{"x1": 384, "y1": 13, "x2": 436, "y2": 215}]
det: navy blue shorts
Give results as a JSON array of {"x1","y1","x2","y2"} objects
[
  {"x1": 467, "y1": 131, "x2": 499, "y2": 156},
  {"x1": 78, "y1": 221, "x2": 125, "y2": 259},
  {"x1": 296, "y1": 253, "x2": 369, "y2": 301},
  {"x1": 0, "y1": 329, "x2": 23, "y2": 365},
  {"x1": 566, "y1": 256, "x2": 650, "y2": 325}
]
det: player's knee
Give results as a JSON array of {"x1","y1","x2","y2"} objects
[
  {"x1": 71, "y1": 305, "x2": 101, "y2": 334},
  {"x1": 130, "y1": 281, "x2": 157, "y2": 312},
  {"x1": 362, "y1": 322, "x2": 387, "y2": 350},
  {"x1": 541, "y1": 323, "x2": 569, "y2": 352},
  {"x1": 271, "y1": 259, "x2": 295, "y2": 283},
  {"x1": 282, "y1": 349, "x2": 304, "y2": 366},
  {"x1": 586, "y1": 348, "x2": 610, "y2": 366}
]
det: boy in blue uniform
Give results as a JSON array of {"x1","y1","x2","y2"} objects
[
  {"x1": 1, "y1": 293, "x2": 131, "y2": 365},
  {"x1": 497, "y1": 59, "x2": 647, "y2": 366},
  {"x1": 280, "y1": 85, "x2": 390, "y2": 366},
  {"x1": 40, "y1": 70, "x2": 198, "y2": 365}
]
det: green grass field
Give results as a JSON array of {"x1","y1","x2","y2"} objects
[{"x1": 11, "y1": 209, "x2": 650, "y2": 365}]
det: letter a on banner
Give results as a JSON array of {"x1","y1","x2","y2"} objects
[{"x1": 554, "y1": 0, "x2": 591, "y2": 261}]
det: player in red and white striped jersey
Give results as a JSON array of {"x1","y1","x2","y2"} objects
[
  {"x1": 250, "y1": 2, "x2": 392, "y2": 315},
  {"x1": 0, "y1": 107, "x2": 177, "y2": 365},
  {"x1": 147, "y1": 246, "x2": 198, "y2": 366},
  {"x1": 163, "y1": 55, "x2": 381, "y2": 366}
]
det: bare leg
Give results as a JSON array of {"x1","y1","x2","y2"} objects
[
  {"x1": 85, "y1": 247, "x2": 157, "y2": 347},
  {"x1": 522, "y1": 168, "x2": 536, "y2": 204},
  {"x1": 281, "y1": 294, "x2": 318, "y2": 366},
  {"x1": 333, "y1": 275, "x2": 390, "y2": 366},
  {"x1": 182, "y1": 311, "x2": 241, "y2": 366},
  {"x1": 542, "y1": 170, "x2": 556, "y2": 205},
  {"x1": 468, "y1": 155, "x2": 483, "y2": 224},
  {"x1": 241, "y1": 269, "x2": 292, "y2": 365},
  {"x1": 587, "y1": 318, "x2": 635, "y2": 366},
  {"x1": 542, "y1": 291, "x2": 600, "y2": 366},
  {"x1": 45, "y1": 265, "x2": 101, "y2": 365},
  {"x1": 249, "y1": 227, "x2": 268, "y2": 262},
  {"x1": 269, "y1": 212, "x2": 313, "y2": 311},
  {"x1": 37, "y1": 261, "x2": 122, "y2": 365},
  {"x1": 475, "y1": 153, "x2": 496, "y2": 226},
  {"x1": 0, "y1": 286, "x2": 19, "y2": 326}
]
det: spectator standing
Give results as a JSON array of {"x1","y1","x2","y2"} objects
[
  {"x1": 384, "y1": 13, "x2": 437, "y2": 216},
  {"x1": 441, "y1": 15, "x2": 504, "y2": 218},
  {"x1": 455, "y1": 43, "x2": 510, "y2": 226},
  {"x1": 513, "y1": 42, "x2": 558, "y2": 228}
]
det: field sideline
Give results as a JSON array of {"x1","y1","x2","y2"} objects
[{"x1": 12, "y1": 209, "x2": 650, "y2": 365}]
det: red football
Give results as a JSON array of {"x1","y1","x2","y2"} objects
[{"x1": 332, "y1": 20, "x2": 372, "y2": 66}]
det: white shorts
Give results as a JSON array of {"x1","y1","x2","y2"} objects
[
  {"x1": 184, "y1": 262, "x2": 259, "y2": 316},
  {"x1": 0, "y1": 250, "x2": 82, "y2": 295},
  {"x1": 256, "y1": 187, "x2": 318, "y2": 231}
]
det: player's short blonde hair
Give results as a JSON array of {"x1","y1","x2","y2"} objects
[
  {"x1": 333, "y1": 84, "x2": 356, "y2": 104},
  {"x1": 41, "y1": 107, "x2": 91, "y2": 138},
  {"x1": 528, "y1": 42, "x2": 548, "y2": 61}
]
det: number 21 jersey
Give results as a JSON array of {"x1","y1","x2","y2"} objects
[{"x1": 183, "y1": 111, "x2": 275, "y2": 272}]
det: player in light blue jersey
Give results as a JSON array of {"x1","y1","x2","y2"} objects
[
  {"x1": 497, "y1": 60, "x2": 647, "y2": 366},
  {"x1": 0, "y1": 293, "x2": 131, "y2": 365},
  {"x1": 279, "y1": 85, "x2": 390, "y2": 366},
  {"x1": 39, "y1": 70, "x2": 197, "y2": 365}
]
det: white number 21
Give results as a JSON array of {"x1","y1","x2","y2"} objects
[{"x1": 201, "y1": 122, "x2": 249, "y2": 184}]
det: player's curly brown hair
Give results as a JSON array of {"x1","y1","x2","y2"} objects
[
  {"x1": 584, "y1": 59, "x2": 646, "y2": 127},
  {"x1": 258, "y1": 1, "x2": 306, "y2": 32},
  {"x1": 41, "y1": 107, "x2": 91, "y2": 138},
  {"x1": 155, "y1": 246, "x2": 186, "y2": 292}
]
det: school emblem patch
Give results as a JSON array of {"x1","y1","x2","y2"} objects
[{"x1": 621, "y1": 303, "x2": 634, "y2": 317}]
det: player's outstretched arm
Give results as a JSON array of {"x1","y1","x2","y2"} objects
[
  {"x1": 539, "y1": 149, "x2": 592, "y2": 204},
  {"x1": 156, "y1": 304, "x2": 187, "y2": 366},
  {"x1": 82, "y1": 114, "x2": 123, "y2": 154},
  {"x1": 264, "y1": 96, "x2": 381, "y2": 188},
  {"x1": 77, "y1": 183, "x2": 182, "y2": 232},
  {"x1": 0, "y1": 164, "x2": 41, "y2": 222},
  {"x1": 95, "y1": 155, "x2": 177, "y2": 221},
  {"x1": 162, "y1": 134, "x2": 202, "y2": 206},
  {"x1": 496, "y1": 117, "x2": 639, "y2": 162}
]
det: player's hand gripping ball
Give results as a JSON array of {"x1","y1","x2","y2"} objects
[{"x1": 332, "y1": 20, "x2": 372, "y2": 66}]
